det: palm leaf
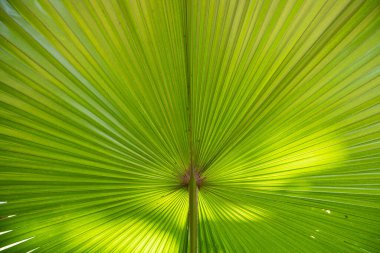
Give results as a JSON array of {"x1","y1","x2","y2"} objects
[{"x1": 1, "y1": 0, "x2": 379, "y2": 252}]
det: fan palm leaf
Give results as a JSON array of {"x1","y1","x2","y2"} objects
[{"x1": 1, "y1": 0, "x2": 379, "y2": 252}]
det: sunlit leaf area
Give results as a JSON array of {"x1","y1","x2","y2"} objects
[{"x1": 1, "y1": 0, "x2": 380, "y2": 252}]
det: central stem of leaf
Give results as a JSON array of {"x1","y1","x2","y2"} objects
[
  {"x1": 184, "y1": 0, "x2": 197, "y2": 252},
  {"x1": 188, "y1": 166, "x2": 198, "y2": 253}
]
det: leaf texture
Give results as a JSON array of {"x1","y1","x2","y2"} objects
[
  {"x1": 1, "y1": 0, "x2": 380, "y2": 252},
  {"x1": 1, "y1": 0, "x2": 189, "y2": 252},
  {"x1": 189, "y1": 1, "x2": 380, "y2": 252}
]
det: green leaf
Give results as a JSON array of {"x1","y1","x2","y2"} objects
[{"x1": 1, "y1": 0, "x2": 379, "y2": 252}]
